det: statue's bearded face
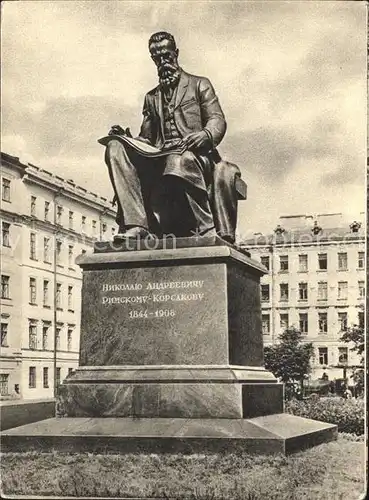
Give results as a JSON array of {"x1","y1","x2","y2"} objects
[{"x1": 149, "y1": 39, "x2": 180, "y2": 90}]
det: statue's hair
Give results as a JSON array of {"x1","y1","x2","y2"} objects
[{"x1": 148, "y1": 31, "x2": 177, "y2": 51}]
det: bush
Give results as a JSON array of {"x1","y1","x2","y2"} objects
[{"x1": 285, "y1": 397, "x2": 364, "y2": 435}]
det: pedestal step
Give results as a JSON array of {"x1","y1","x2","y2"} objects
[{"x1": 1, "y1": 414, "x2": 337, "y2": 456}]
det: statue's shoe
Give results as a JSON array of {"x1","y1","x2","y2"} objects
[{"x1": 113, "y1": 226, "x2": 152, "y2": 240}]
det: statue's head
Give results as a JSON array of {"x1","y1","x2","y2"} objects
[{"x1": 149, "y1": 31, "x2": 180, "y2": 89}]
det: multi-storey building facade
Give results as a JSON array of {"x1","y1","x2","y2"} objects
[
  {"x1": 1, "y1": 152, "x2": 116, "y2": 400},
  {"x1": 241, "y1": 213, "x2": 364, "y2": 382}
]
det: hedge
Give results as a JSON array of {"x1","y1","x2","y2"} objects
[{"x1": 285, "y1": 397, "x2": 364, "y2": 435}]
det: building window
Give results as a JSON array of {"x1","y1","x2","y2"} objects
[
  {"x1": 56, "y1": 240, "x2": 62, "y2": 265},
  {"x1": 2, "y1": 178, "x2": 11, "y2": 202},
  {"x1": 69, "y1": 211, "x2": 74, "y2": 229},
  {"x1": 318, "y1": 312, "x2": 328, "y2": 334},
  {"x1": 30, "y1": 196, "x2": 36, "y2": 217},
  {"x1": 81, "y1": 249, "x2": 86, "y2": 255},
  {"x1": 29, "y1": 367, "x2": 36, "y2": 388},
  {"x1": 56, "y1": 367, "x2": 61, "y2": 387},
  {"x1": 68, "y1": 367, "x2": 73, "y2": 376},
  {"x1": 43, "y1": 237, "x2": 51, "y2": 263},
  {"x1": 338, "y1": 312, "x2": 348, "y2": 332},
  {"x1": 337, "y1": 281, "x2": 348, "y2": 300},
  {"x1": 280, "y1": 283, "x2": 289, "y2": 301},
  {"x1": 260, "y1": 256, "x2": 270, "y2": 270},
  {"x1": 2, "y1": 222, "x2": 10, "y2": 247},
  {"x1": 279, "y1": 255, "x2": 288, "y2": 272},
  {"x1": 318, "y1": 253, "x2": 327, "y2": 270},
  {"x1": 261, "y1": 284, "x2": 270, "y2": 302},
  {"x1": 318, "y1": 347, "x2": 328, "y2": 366},
  {"x1": 338, "y1": 347, "x2": 348, "y2": 365},
  {"x1": 298, "y1": 254, "x2": 308, "y2": 272},
  {"x1": 358, "y1": 252, "x2": 364, "y2": 269},
  {"x1": 68, "y1": 285, "x2": 74, "y2": 311},
  {"x1": 111, "y1": 227, "x2": 116, "y2": 235},
  {"x1": 358, "y1": 311, "x2": 364, "y2": 329},
  {"x1": 44, "y1": 201, "x2": 50, "y2": 221},
  {"x1": 1, "y1": 322, "x2": 8, "y2": 347},
  {"x1": 56, "y1": 205, "x2": 63, "y2": 225},
  {"x1": 43, "y1": 367, "x2": 49, "y2": 388},
  {"x1": 102, "y1": 223, "x2": 107, "y2": 236},
  {"x1": 81, "y1": 215, "x2": 86, "y2": 232},
  {"x1": 317, "y1": 281, "x2": 328, "y2": 301},
  {"x1": 298, "y1": 282, "x2": 308, "y2": 300},
  {"x1": 92, "y1": 220, "x2": 97, "y2": 234},
  {"x1": 1, "y1": 275, "x2": 10, "y2": 299},
  {"x1": 67, "y1": 327, "x2": 73, "y2": 351},
  {"x1": 262, "y1": 314, "x2": 270, "y2": 334},
  {"x1": 29, "y1": 277, "x2": 37, "y2": 304},
  {"x1": 68, "y1": 245, "x2": 74, "y2": 267},
  {"x1": 43, "y1": 280, "x2": 49, "y2": 307},
  {"x1": 280, "y1": 313, "x2": 289, "y2": 331},
  {"x1": 299, "y1": 313, "x2": 308, "y2": 333},
  {"x1": 30, "y1": 232, "x2": 37, "y2": 260},
  {"x1": 42, "y1": 324, "x2": 49, "y2": 350},
  {"x1": 358, "y1": 281, "x2": 365, "y2": 298},
  {"x1": 338, "y1": 252, "x2": 348, "y2": 271},
  {"x1": 56, "y1": 283, "x2": 62, "y2": 309},
  {"x1": 0, "y1": 374, "x2": 9, "y2": 395},
  {"x1": 29, "y1": 320, "x2": 37, "y2": 349},
  {"x1": 56, "y1": 326, "x2": 61, "y2": 350}
]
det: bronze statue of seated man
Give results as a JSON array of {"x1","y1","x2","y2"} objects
[{"x1": 102, "y1": 31, "x2": 245, "y2": 244}]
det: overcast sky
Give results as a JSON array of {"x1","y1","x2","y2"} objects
[{"x1": 1, "y1": 0, "x2": 366, "y2": 237}]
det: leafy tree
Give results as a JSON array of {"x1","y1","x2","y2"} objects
[
  {"x1": 264, "y1": 327, "x2": 314, "y2": 400},
  {"x1": 340, "y1": 324, "x2": 365, "y2": 395}
]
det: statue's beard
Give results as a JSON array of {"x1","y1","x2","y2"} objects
[{"x1": 158, "y1": 63, "x2": 180, "y2": 90}]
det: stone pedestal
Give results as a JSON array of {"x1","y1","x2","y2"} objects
[
  {"x1": 57, "y1": 237, "x2": 283, "y2": 420},
  {"x1": 1, "y1": 237, "x2": 337, "y2": 455}
]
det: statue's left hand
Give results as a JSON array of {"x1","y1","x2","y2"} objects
[{"x1": 183, "y1": 131, "x2": 210, "y2": 151}]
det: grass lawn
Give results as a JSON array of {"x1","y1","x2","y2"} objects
[{"x1": 0, "y1": 435, "x2": 366, "y2": 499}]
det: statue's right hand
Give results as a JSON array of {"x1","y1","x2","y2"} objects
[{"x1": 108, "y1": 124, "x2": 125, "y2": 136}]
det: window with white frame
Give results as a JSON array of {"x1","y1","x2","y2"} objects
[
  {"x1": 42, "y1": 323, "x2": 49, "y2": 350},
  {"x1": 1, "y1": 322, "x2": 8, "y2": 347},
  {"x1": 56, "y1": 283, "x2": 62, "y2": 308},
  {"x1": 338, "y1": 346, "x2": 348, "y2": 365},
  {"x1": 1, "y1": 275, "x2": 10, "y2": 299},
  {"x1": 68, "y1": 245, "x2": 74, "y2": 267},
  {"x1": 280, "y1": 283, "x2": 289, "y2": 301},
  {"x1": 318, "y1": 347, "x2": 328, "y2": 365},
  {"x1": 56, "y1": 205, "x2": 63, "y2": 225},
  {"x1": 298, "y1": 254, "x2": 308, "y2": 272},
  {"x1": 317, "y1": 281, "x2": 328, "y2": 301},
  {"x1": 358, "y1": 251, "x2": 364, "y2": 269},
  {"x1": 44, "y1": 201, "x2": 50, "y2": 221},
  {"x1": 43, "y1": 367, "x2": 49, "y2": 388},
  {"x1": 67, "y1": 327, "x2": 73, "y2": 351},
  {"x1": 280, "y1": 313, "x2": 289, "y2": 331},
  {"x1": 337, "y1": 281, "x2": 348, "y2": 300},
  {"x1": 2, "y1": 222, "x2": 10, "y2": 247},
  {"x1": 299, "y1": 313, "x2": 308, "y2": 333},
  {"x1": 2, "y1": 178, "x2": 11, "y2": 202},
  {"x1": 56, "y1": 325, "x2": 61, "y2": 350},
  {"x1": 279, "y1": 255, "x2": 288, "y2": 272},
  {"x1": 69, "y1": 211, "x2": 74, "y2": 229},
  {"x1": 29, "y1": 277, "x2": 37, "y2": 304},
  {"x1": 30, "y1": 232, "x2": 37, "y2": 260},
  {"x1": 318, "y1": 253, "x2": 327, "y2": 270},
  {"x1": 358, "y1": 281, "x2": 365, "y2": 298},
  {"x1": 30, "y1": 196, "x2": 36, "y2": 217},
  {"x1": 29, "y1": 367, "x2": 36, "y2": 388},
  {"x1": 0, "y1": 374, "x2": 9, "y2": 395},
  {"x1": 338, "y1": 252, "x2": 348, "y2": 271},
  {"x1": 68, "y1": 285, "x2": 74, "y2": 311},
  {"x1": 262, "y1": 314, "x2": 270, "y2": 334},
  {"x1": 261, "y1": 284, "x2": 270, "y2": 302},
  {"x1": 261, "y1": 256, "x2": 270, "y2": 270},
  {"x1": 43, "y1": 280, "x2": 49, "y2": 307},
  {"x1": 29, "y1": 320, "x2": 37, "y2": 349},
  {"x1": 318, "y1": 312, "x2": 328, "y2": 334},
  {"x1": 338, "y1": 312, "x2": 348, "y2": 332},
  {"x1": 298, "y1": 282, "x2": 308, "y2": 300},
  {"x1": 44, "y1": 237, "x2": 51, "y2": 263}
]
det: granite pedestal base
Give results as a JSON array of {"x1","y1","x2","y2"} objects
[{"x1": 2, "y1": 238, "x2": 336, "y2": 455}]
